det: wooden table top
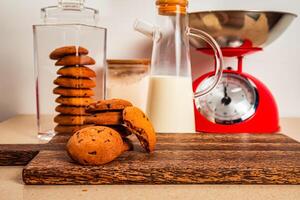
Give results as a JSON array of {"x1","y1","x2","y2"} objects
[{"x1": 1, "y1": 115, "x2": 300, "y2": 199}]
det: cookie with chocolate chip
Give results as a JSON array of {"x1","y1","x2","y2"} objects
[
  {"x1": 86, "y1": 99, "x2": 132, "y2": 113},
  {"x1": 54, "y1": 76, "x2": 96, "y2": 89},
  {"x1": 123, "y1": 106, "x2": 156, "y2": 153},
  {"x1": 55, "y1": 96, "x2": 94, "y2": 106},
  {"x1": 50, "y1": 46, "x2": 89, "y2": 60},
  {"x1": 57, "y1": 66, "x2": 96, "y2": 78},
  {"x1": 85, "y1": 111, "x2": 123, "y2": 125},
  {"x1": 54, "y1": 124, "x2": 92, "y2": 134},
  {"x1": 66, "y1": 126, "x2": 130, "y2": 165},
  {"x1": 55, "y1": 105, "x2": 89, "y2": 115},
  {"x1": 54, "y1": 114, "x2": 86, "y2": 125},
  {"x1": 55, "y1": 55, "x2": 95, "y2": 66},
  {"x1": 53, "y1": 87, "x2": 95, "y2": 97}
]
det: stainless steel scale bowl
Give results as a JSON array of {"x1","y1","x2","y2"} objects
[{"x1": 189, "y1": 10, "x2": 297, "y2": 48}]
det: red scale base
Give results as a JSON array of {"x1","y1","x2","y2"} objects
[{"x1": 193, "y1": 47, "x2": 279, "y2": 133}]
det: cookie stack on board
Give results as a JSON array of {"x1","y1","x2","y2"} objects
[
  {"x1": 67, "y1": 99, "x2": 157, "y2": 165},
  {"x1": 49, "y1": 46, "x2": 96, "y2": 134},
  {"x1": 85, "y1": 99, "x2": 156, "y2": 153}
]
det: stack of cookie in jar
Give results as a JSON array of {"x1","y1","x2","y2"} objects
[{"x1": 49, "y1": 46, "x2": 96, "y2": 134}]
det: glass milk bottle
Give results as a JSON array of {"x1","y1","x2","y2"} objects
[{"x1": 135, "y1": 0, "x2": 223, "y2": 133}]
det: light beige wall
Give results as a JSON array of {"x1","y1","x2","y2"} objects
[{"x1": 0, "y1": 0, "x2": 299, "y2": 121}]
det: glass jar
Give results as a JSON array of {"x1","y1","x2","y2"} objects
[
  {"x1": 106, "y1": 60, "x2": 150, "y2": 111},
  {"x1": 34, "y1": 0, "x2": 106, "y2": 141}
]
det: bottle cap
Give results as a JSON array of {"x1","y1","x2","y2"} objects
[
  {"x1": 156, "y1": 0, "x2": 188, "y2": 15},
  {"x1": 155, "y1": 0, "x2": 188, "y2": 7}
]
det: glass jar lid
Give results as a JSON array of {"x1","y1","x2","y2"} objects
[
  {"x1": 41, "y1": 0, "x2": 99, "y2": 25},
  {"x1": 107, "y1": 59, "x2": 151, "y2": 66},
  {"x1": 107, "y1": 59, "x2": 151, "y2": 71}
]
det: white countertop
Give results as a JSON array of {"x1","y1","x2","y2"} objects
[{"x1": 1, "y1": 115, "x2": 300, "y2": 200}]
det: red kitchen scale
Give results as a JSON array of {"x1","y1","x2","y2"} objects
[
  {"x1": 193, "y1": 44, "x2": 279, "y2": 133},
  {"x1": 189, "y1": 10, "x2": 297, "y2": 133}
]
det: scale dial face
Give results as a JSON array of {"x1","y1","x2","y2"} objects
[{"x1": 195, "y1": 73, "x2": 259, "y2": 125}]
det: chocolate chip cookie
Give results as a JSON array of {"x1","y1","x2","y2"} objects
[
  {"x1": 85, "y1": 111, "x2": 123, "y2": 125},
  {"x1": 56, "y1": 96, "x2": 94, "y2": 106},
  {"x1": 66, "y1": 126, "x2": 130, "y2": 165},
  {"x1": 123, "y1": 106, "x2": 156, "y2": 152},
  {"x1": 53, "y1": 87, "x2": 95, "y2": 97},
  {"x1": 55, "y1": 105, "x2": 89, "y2": 115},
  {"x1": 55, "y1": 124, "x2": 92, "y2": 134},
  {"x1": 57, "y1": 66, "x2": 96, "y2": 78},
  {"x1": 53, "y1": 76, "x2": 96, "y2": 88},
  {"x1": 86, "y1": 99, "x2": 132, "y2": 113},
  {"x1": 55, "y1": 55, "x2": 96, "y2": 66},
  {"x1": 50, "y1": 46, "x2": 89, "y2": 60},
  {"x1": 54, "y1": 114, "x2": 86, "y2": 125}
]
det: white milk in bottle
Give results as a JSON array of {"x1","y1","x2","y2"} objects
[{"x1": 147, "y1": 75, "x2": 195, "y2": 133}]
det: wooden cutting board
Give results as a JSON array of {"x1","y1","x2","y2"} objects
[
  {"x1": 0, "y1": 143, "x2": 65, "y2": 166},
  {"x1": 22, "y1": 133, "x2": 300, "y2": 185}
]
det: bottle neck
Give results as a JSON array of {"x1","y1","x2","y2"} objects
[{"x1": 151, "y1": 11, "x2": 191, "y2": 77}]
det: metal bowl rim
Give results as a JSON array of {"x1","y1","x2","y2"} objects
[{"x1": 188, "y1": 10, "x2": 297, "y2": 17}]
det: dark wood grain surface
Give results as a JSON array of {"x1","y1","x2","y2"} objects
[
  {"x1": 49, "y1": 133, "x2": 298, "y2": 144},
  {"x1": 22, "y1": 133, "x2": 300, "y2": 185},
  {"x1": 0, "y1": 143, "x2": 65, "y2": 166}
]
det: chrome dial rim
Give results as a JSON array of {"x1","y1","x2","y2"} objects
[{"x1": 195, "y1": 73, "x2": 258, "y2": 125}]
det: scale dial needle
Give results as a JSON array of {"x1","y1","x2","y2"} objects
[{"x1": 221, "y1": 84, "x2": 232, "y2": 106}]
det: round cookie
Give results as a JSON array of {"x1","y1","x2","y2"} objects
[
  {"x1": 53, "y1": 87, "x2": 94, "y2": 97},
  {"x1": 55, "y1": 124, "x2": 92, "y2": 134},
  {"x1": 56, "y1": 96, "x2": 94, "y2": 106},
  {"x1": 66, "y1": 126, "x2": 129, "y2": 165},
  {"x1": 55, "y1": 55, "x2": 96, "y2": 66},
  {"x1": 50, "y1": 46, "x2": 88, "y2": 60},
  {"x1": 86, "y1": 99, "x2": 132, "y2": 113},
  {"x1": 57, "y1": 66, "x2": 96, "y2": 78},
  {"x1": 55, "y1": 105, "x2": 89, "y2": 115},
  {"x1": 123, "y1": 106, "x2": 156, "y2": 153},
  {"x1": 54, "y1": 114, "x2": 86, "y2": 125},
  {"x1": 54, "y1": 76, "x2": 96, "y2": 89},
  {"x1": 85, "y1": 111, "x2": 123, "y2": 125}
]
